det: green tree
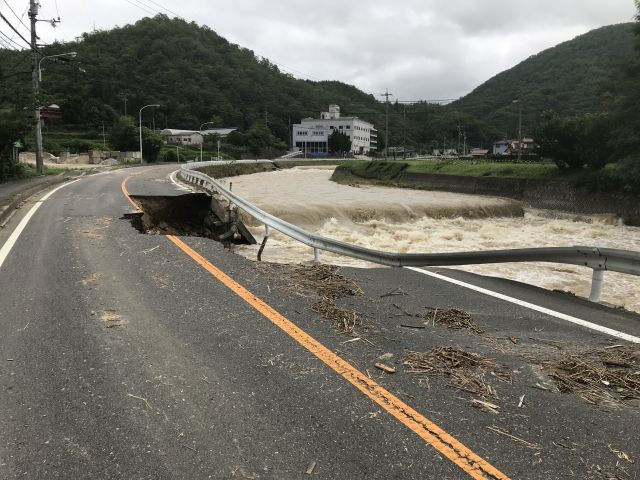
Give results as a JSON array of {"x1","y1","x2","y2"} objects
[
  {"x1": 163, "y1": 149, "x2": 177, "y2": 162},
  {"x1": 0, "y1": 110, "x2": 28, "y2": 181},
  {"x1": 109, "y1": 116, "x2": 138, "y2": 151},
  {"x1": 328, "y1": 130, "x2": 352, "y2": 155},
  {"x1": 535, "y1": 111, "x2": 613, "y2": 170},
  {"x1": 141, "y1": 127, "x2": 162, "y2": 162}
]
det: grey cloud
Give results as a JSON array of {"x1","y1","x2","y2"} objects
[{"x1": 15, "y1": 0, "x2": 637, "y2": 99}]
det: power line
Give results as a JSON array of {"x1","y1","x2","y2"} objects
[
  {"x1": 122, "y1": 0, "x2": 156, "y2": 16},
  {"x1": 0, "y1": 35, "x2": 17, "y2": 49},
  {"x1": 142, "y1": 0, "x2": 181, "y2": 18},
  {"x1": 0, "y1": 29, "x2": 23, "y2": 49},
  {"x1": 0, "y1": 11, "x2": 30, "y2": 47},
  {"x1": 1, "y1": 0, "x2": 30, "y2": 32}
]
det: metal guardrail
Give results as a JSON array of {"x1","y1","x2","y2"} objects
[{"x1": 180, "y1": 161, "x2": 640, "y2": 303}]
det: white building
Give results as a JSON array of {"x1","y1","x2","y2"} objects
[
  {"x1": 292, "y1": 105, "x2": 377, "y2": 155},
  {"x1": 160, "y1": 128, "x2": 237, "y2": 146}
]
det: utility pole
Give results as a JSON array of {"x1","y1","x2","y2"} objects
[
  {"x1": 457, "y1": 125, "x2": 462, "y2": 156},
  {"x1": 379, "y1": 89, "x2": 393, "y2": 159},
  {"x1": 513, "y1": 98, "x2": 523, "y2": 162},
  {"x1": 102, "y1": 121, "x2": 106, "y2": 148},
  {"x1": 265, "y1": 111, "x2": 268, "y2": 129},
  {"x1": 463, "y1": 131, "x2": 467, "y2": 156},
  {"x1": 29, "y1": 0, "x2": 43, "y2": 175},
  {"x1": 120, "y1": 92, "x2": 129, "y2": 116},
  {"x1": 518, "y1": 101, "x2": 523, "y2": 163},
  {"x1": 402, "y1": 104, "x2": 406, "y2": 159}
]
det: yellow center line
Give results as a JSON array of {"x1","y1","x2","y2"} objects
[{"x1": 121, "y1": 176, "x2": 510, "y2": 480}]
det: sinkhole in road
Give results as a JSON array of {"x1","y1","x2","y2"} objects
[{"x1": 125, "y1": 193, "x2": 256, "y2": 245}]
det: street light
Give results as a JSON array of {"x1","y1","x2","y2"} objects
[
  {"x1": 139, "y1": 104, "x2": 160, "y2": 163},
  {"x1": 199, "y1": 121, "x2": 216, "y2": 162},
  {"x1": 34, "y1": 51, "x2": 77, "y2": 175},
  {"x1": 38, "y1": 51, "x2": 77, "y2": 82}
]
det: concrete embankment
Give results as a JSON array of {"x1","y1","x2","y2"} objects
[{"x1": 332, "y1": 164, "x2": 640, "y2": 225}]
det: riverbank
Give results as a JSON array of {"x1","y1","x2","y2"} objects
[{"x1": 332, "y1": 162, "x2": 640, "y2": 225}]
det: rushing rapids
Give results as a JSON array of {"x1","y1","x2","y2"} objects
[{"x1": 222, "y1": 167, "x2": 640, "y2": 313}]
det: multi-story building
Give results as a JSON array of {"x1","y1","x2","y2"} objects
[{"x1": 292, "y1": 105, "x2": 377, "y2": 155}]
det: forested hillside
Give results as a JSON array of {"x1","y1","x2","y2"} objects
[
  {"x1": 452, "y1": 23, "x2": 637, "y2": 137},
  {"x1": 0, "y1": 14, "x2": 638, "y2": 162},
  {"x1": 0, "y1": 15, "x2": 385, "y2": 143}
]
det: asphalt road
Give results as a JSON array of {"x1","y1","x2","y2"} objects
[{"x1": 0, "y1": 165, "x2": 638, "y2": 479}]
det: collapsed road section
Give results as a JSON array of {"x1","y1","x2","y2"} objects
[{"x1": 126, "y1": 193, "x2": 256, "y2": 245}]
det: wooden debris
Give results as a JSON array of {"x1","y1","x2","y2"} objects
[
  {"x1": 403, "y1": 347, "x2": 511, "y2": 398},
  {"x1": 608, "y1": 444, "x2": 634, "y2": 463},
  {"x1": 421, "y1": 308, "x2": 484, "y2": 334},
  {"x1": 471, "y1": 399, "x2": 500, "y2": 414},
  {"x1": 380, "y1": 287, "x2": 408, "y2": 298},
  {"x1": 127, "y1": 393, "x2": 152, "y2": 410},
  {"x1": 375, "y1": 363, "x2": 396, "y2": 374},
  {"x1": 487, "y1": 425, "x2": 540, "y2": 450},
  {"x1": 541, "y1": 346, "x2": 640, "y2": 406},
  {"x1": 306, "y1": 461, "x2": 317, "y2": 475},
  {"x1": 518, "y1": 395, "x2": 525, "y2": 408},
  {"x1": 341, "y1": 337, "x2": 361, "y2": 345},
  {"x1": 291, "y1": 265, "x2": 363, "y2": 335}
]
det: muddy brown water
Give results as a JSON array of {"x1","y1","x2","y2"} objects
[{"x1": 221, "y1": 167, "x2": 640, "y2": 313}]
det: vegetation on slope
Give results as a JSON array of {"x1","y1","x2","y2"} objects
[
  {"x1": 452, "y1": 24, "x2": 637, "y2": 137},
  {"x1": 1, "y1": 8, "x2": 639, "y2": 178}
]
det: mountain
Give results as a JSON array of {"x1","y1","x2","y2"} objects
[
  {"x1": 452, "y1": 23, "x2": 637, "y2": 138},
  {"x1": 0, "y1": 15, "x2": 386, "y2": 144},
  {"x1": 0, "y1": 17, "x2": 637, "y2": 153}
]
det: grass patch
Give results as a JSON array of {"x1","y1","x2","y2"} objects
[
  {"x1": 405, "y1": 160, "x2": 559, "y2": 179},
  {"x1": 20, "y1": 164, "x2": 68, "y2": 178}
]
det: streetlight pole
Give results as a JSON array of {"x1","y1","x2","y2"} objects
[
  {"x1": 38, "y1": 52, "x2": 77, "y2": 82},
  {"x1": 199, "y1": 121, "x2": 215, "y2": 162},
  {"x1": 139, "y1": 104, "x2": 160, "y2": 163}
]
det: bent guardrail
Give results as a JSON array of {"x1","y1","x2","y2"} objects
[{"x1": 179, "y1": 161, "x2": 640, "y2": 303}]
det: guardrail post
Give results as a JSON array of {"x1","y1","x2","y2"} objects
[
  {"x1": 257, "y1": 225, "x2": 270, "y2": 262},
  {"x1": 589, "y1": 269, "x2": 605, "y2": 303},
  {"x1": 313, "y1": 247, "x2": 320, "y2": 263}
]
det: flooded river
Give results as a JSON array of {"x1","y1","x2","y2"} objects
[{"x1": 223, "y1": 167, "x2": 640, "y2": 313}]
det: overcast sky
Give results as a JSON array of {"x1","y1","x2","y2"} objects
[{"x1": 2, "y1": 0, "x2": 637, "y2": 100}]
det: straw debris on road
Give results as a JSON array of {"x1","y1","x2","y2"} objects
[
  {"x1": 291, "y1": 265, "x2": 363, "y2": 335},
  {"x1": 420, "y1": 307, "x2": 484, "y2": 334},
  {"x1": 541, "y1": 346, "x2": 640, "y2": 406},
  {"x1": 403, "y1": 347, "x2": 511, "y2": 398}
]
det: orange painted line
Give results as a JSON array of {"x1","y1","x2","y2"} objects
[
  {"x1": 121, "y1": 177, "x2": 510, "y2": 480},
  {"x1": 121, "y1": 179, "x2": 140, "y2": 210}
]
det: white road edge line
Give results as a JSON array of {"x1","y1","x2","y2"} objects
[
  {"x1": 0, "y1": 180, "x2": 79, "y2": 271},
  {"x1": 407, "y1": 267, "x2": 640, "y2": 344},
  {"x1": 169, "y1": 170, "x2": 192, "y2": 192}
]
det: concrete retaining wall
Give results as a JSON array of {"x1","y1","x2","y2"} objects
[
  {"x1": 334, "y1": 166, "x2": 640, "y2": 224},
  {"x1": 398, "y1": 172, "x2": 640, "y2": 221}
]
